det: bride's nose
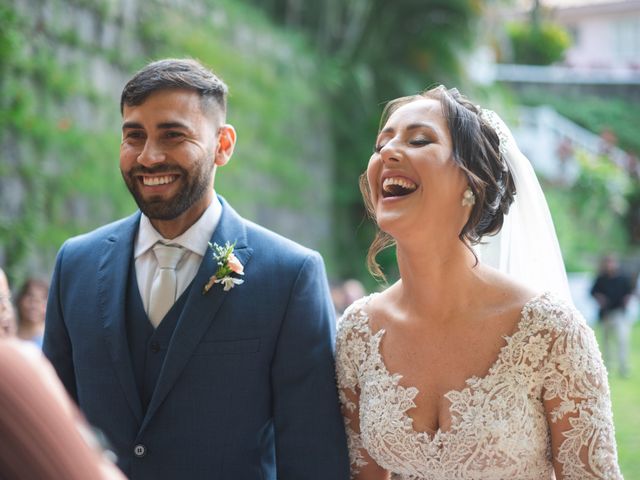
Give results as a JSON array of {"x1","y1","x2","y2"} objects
[{"x1": 380, "y1": 140, "x2": 401, "y2": 164}]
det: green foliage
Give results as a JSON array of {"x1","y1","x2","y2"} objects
[
  {"x1": 243, "y1": 0, "x2": 482, "y2": 285},
  {"x1": 507, "y1": 21, "x2": 571, "y2": 65},
  {"x1": 0, "y1": 6, "x2": 123, "y2": 284},
  {"x1": 518, "y1": 89, "x2": 640, "y2": 250},
  {"x1": 133, "y1": 0, "x2": 328, "y2": 218},
  {"x1": 600, "y1": 322, "x2": 640, "y2": 477},
  {"x1": 544, "y1": 151, "x2": 631, "y2": 272},
  {"x1": 2, "y1": 0, "x2": 481, "y2": 287},
  {"x1": 0, "y1": 0, "x2": 330, "y2": 285},
  {"x1": 0, "y1": 4, "x2": 22, "y2": 70}
]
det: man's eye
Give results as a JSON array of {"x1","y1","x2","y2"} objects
[
  {"x1": 125, "y1": 131, "x2": 144, "y2": 139},
  {"x1": 373, "y1": 144, "x2": 385, "y2": 153},
  {"x1": 165, "y1": 131, "x2": 184, "y2": 139}
]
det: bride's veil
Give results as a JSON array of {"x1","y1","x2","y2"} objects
[{"x1": 476, "y1": 109, "x2": 573, "y2": 304}]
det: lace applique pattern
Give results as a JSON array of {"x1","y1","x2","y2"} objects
[{"x1": 335, "y1": 293, "x2": 622, "y2": 480}]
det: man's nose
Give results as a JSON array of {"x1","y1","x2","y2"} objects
[{"x1": 137, "y1": 141, "x2": 166, "y2": 165}]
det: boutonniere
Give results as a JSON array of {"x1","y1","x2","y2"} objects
[{"x1": 202, "y1": 241, "x2": 245, "y2": 294}]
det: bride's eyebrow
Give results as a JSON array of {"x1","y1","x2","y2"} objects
[
  {"x1": 405, "y1": 123, "x2": 437, "y2": 135},
  {"x1": 380, "y1": 123, "x2": 437, "y2": 135}
]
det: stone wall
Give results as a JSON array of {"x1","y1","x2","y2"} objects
[{"x1": 1, "y1": 0, "x2": 336, "y2": 284}]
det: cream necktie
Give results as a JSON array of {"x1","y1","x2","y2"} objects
[{"x1": 148, "y1": 243, "x2": 185, "y2": 328}]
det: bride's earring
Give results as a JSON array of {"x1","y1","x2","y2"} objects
[{"x1": 462, "y1": 188, "x2": 475, "y2": 207}]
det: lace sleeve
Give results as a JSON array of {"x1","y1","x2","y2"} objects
[
  {"x1": 335, "y1": 303, "x2": 388, "y2": 479},
  {"x1": 540, "y1": 304, "x2": 622, "y2": 479}
]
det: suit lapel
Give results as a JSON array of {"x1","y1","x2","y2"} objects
[
  {"x1": 98, "y1": 212, "x2": 144, "y2": 423},
  {"x1": 142, "y1": 199, "x2": 254, "y2": 429}
]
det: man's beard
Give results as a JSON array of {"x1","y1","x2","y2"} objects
[{"x1": 121, "y1": 162, "x2": 213, "y2": 220}]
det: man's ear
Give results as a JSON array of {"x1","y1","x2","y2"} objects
[{"x1": 214, "y1": 124, "x2": 236, "y2": 167}]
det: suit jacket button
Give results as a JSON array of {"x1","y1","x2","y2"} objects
[
  {"x1": 150, "y1": 341, "x2": 160, "y2": 353},
  {"x1": 134, "y1": 444, "x2": 146, "y2": 458}
]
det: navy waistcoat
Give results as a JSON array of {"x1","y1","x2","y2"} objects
[{"x1": 126, "y1": 260, "x2": 192, "y2": 412}]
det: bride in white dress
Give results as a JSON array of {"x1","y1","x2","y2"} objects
[{"x1": 335, "y1": 86, "x2": 622, "y2": 479}]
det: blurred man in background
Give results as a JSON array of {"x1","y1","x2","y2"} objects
[{"x1": 591, "y1": 254, "x2": 634, "y2": 378}]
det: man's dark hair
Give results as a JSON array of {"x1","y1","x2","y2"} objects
[{"x1": 120, "y1": 58, "x2": 228, "y2": 121}]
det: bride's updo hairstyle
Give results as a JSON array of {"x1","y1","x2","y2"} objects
[{"x1": 360, "y1": 85, "x2": 516, "y2": 279}]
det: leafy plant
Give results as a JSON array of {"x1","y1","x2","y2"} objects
[
  {"x1": 0, "y1": 0, "x2": 333, "y2": 286},
  {"x1": 507, "y1": 21, "x2": 571, "y2": 65},
  {"x1": 544, "y1": 151, "x2": 631, "y2": 271},
  {"x1": 243, "y1": 0, "x2": 483, "y2": 285}
]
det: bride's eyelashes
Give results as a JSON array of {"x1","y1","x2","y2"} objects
[
  {"x1": 409, "y1": 138, "x2": 432, "y2": 147},
  {"x1": 373, "y1": 137, "x2": 433, "y2": 153}
]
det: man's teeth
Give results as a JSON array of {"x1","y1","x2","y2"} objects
[
  {"x1": 382, "y1": 177, "x2": 417, "y2": 194},
  {"x1": 143, "y1": 175, "x2": 176, "y2": 186}
]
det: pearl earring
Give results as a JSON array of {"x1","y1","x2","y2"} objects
[{"x1": 462, "y1": 188, "x2": 475, "y2": 207}]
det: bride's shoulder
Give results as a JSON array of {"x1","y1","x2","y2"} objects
[
  {"x1": 481, "y1": 268, "x2": 586, "y2": 334},
  {"x1": 522, "y1": 291, "x2": 589, "y2": 335},
  {"x1": 337, "y1": 293, "x2": 379, "y2": 337}
]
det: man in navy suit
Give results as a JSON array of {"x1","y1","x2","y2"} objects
[{"x1": 43, "y1": 58, "x2": 349, "y2": 479}]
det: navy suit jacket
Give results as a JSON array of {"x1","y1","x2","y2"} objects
[{"x1": 44, "y1": 198, "x2": 350, "y2": 479}]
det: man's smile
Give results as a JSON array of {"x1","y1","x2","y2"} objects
[{"x1": 140, "y1": 174, "x2": 179, "y2": 186}]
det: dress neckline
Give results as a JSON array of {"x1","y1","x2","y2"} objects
[{"x1": 352, "y1": 290, "x2": 549, "y2": 440}]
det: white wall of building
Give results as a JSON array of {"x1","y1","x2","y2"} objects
[{"x1": 554, "y1": 1, "x2": 640, "y2": 69}]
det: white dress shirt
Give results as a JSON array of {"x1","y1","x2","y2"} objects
[{"x1": 134, "y1": 197, "x2": 222, "y2": 315}]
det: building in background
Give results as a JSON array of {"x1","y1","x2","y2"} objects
[{"x1": 552, "y1": 0, "x2": 640, "y2": 70}]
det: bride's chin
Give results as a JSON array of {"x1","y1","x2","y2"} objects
[{"x1": 375, "y1": 215, "x2": 410, "y2": 238}]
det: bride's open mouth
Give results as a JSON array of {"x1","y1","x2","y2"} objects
[{"x1": 382, "y1": 176, "x2": 418, "y2": 199}]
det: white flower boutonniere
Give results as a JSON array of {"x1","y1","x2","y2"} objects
[{"x1": 202, "y1": 241, "x2": 245, "y2": 294}]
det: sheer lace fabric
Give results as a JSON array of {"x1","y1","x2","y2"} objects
[{"x1": 336, "y1": 292, "x2": 622, "y2": 479}]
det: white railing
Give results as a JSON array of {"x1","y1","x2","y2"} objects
[
  {"x1": 494, "y1": 63, "x2": 640, "y2": 85},
  {"x1": 511, "y1": 105, "x2": 629, "y2": 183}
]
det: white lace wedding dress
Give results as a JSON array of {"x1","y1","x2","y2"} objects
[{"x1": 336, "y1": 292, "x2": 622, "y2": 479}]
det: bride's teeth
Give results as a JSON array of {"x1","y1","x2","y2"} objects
[
  {"x1": 143, "y1": 175, "x2": 176, "y2": 186},
  {"x1": 382, "y1": 177, "x2": 417, "y2": 193}
]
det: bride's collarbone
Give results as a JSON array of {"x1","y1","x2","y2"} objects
[
  {"x1": 377, "y1": 323, "x2": 501, "y2": 389},
  {"x1": 375, "y1": 330, "x2": 506, "y2": 435},
  {"x1": 363, "y1": 288, "x2": 534, "y2": 434},
  {"x1": 368, "y1": 297, "x2": 523, "y2": 346},
  {"x1": 367, "y1": 300, "x2": 526, "y2": 427}
]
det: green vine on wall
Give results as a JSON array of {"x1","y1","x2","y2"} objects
[
  {"x1": 1, "y1": 0, "x2": 335, "y2": 286},
  {"x1": 0, "y1": 3, "x2": 125, "y2": 286}
]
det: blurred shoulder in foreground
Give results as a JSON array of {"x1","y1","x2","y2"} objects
[{"x1": 0, "y1": 339, "x2": 125, "y2": 480}]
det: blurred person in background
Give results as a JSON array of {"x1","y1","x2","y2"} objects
[
  {"x1": 0, "y1": 268, "x2": 16, "y2": 338},
  {"x1": 16, "y1": 278, "x2": 48, "y2": 347},
  {"x1": 332, "y1": 278, "x2": 368, "y2": 317},
  {"x1": 341, "y1": 278, "x2": 367, "y2": 312},
  {"x1": 591, "y1": 254, "x2": 634, "y2": 378},
  {"x1": 331, "y1": 280, "x2": 348, "y2": 317}
]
